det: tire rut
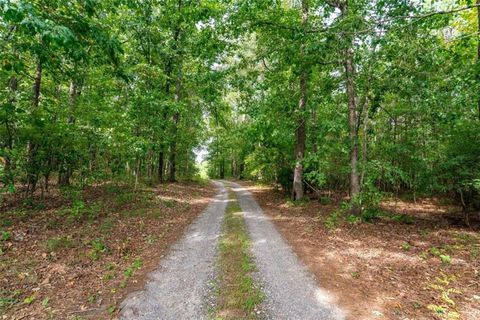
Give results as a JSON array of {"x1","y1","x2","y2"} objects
[
  {"x1": 226, "y1": 181, "x2": 345, "y2": 320},
  {"x1": 119, "y1": 181, "x2": 228, "y2": 320}
]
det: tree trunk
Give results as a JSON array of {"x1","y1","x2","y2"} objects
[
  {"x1": 26, "y1": 60, "x2": 43, "y2": 196},
  {"x1": 292, "y1": 0, "x2": 309, "y2": 201},
  {"x1": 3, "y1": 76, "x2": 17, "y2": 187},
  {"x1": 220, "y1": 158, "x2": 225, "y2": 179},
  {"x1": 360, "y1": 97, "x2": 370, "y2": 187},
  {"x1": 59, "y1": 81, "x2": 81, "y2": 186},
  {"x1": 340, "y1": 1, "x2": 361, "y2": 214},
  {"x1": 165, "y1": 6, "x2": 183, "y2": 183},
  {"x1": 158, "y1": 151, "x2": 164, "y2": 182},
  {"x1": 168, "y1": 111, "x2": 180, "y2": 182},
  {"x1": 168, "y1": 55, "x2": 182, "y2": 182},
  {"x1": 159, "y1": 59, "x2": 172, "y2": 183}
]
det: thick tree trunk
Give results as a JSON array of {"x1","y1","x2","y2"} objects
[
  {"x1": 345, "y1": 48, "x2": 361, "y2": 206},
  {"x1": 292, "y1": 0, "x2": 309, "y2": 201},
  {"x1": 26, "y1": 60, "x2": 43, "y2": 196},
  {"x1": 293, "y1": 73, "x2": 307, "y2": 200},
  {"x1": 340, "y1": 1, "x2": 361, "y2": 214}
]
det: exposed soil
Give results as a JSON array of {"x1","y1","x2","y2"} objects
[
  {"x1": 240, "y1": 182, "x2": 480, "y2": 320},
  {"x1": 0, "y1": 182, "x2": 216, "y2": 320}
]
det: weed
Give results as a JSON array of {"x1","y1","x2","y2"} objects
[
  {"x1": 120, "y1": 258, "x2": 142, "y2": 288},
  {"x1": 412, "y1": 301, "x2": 422, "y2": 309},
  {"x1": 420, "y1": 229, "x2": 431, "y2": 237},
  {"x1": 440, "y1": 254, "x2": 452, "y2": 264},
  {"x1": 103, "y1": 272, "x2": 115, "y2": 281},
  {"x1": 470, "y1": 246, "x2": 479, "y2": 258},
  {"x1": 162, "y1": 199, "x2": 176, "y2": 208},
  {"x1": 286, "y1": 198, "x2": 310, "y2": 207},
  {"x1": 87, "y1": 294, "x2": 98, "y2": 304},
  {"x1": 34, "y1": 202, "x2": 46, "y2": 210},
  {"x1": 426, "y1": 273, "x2": 462, "y2": 319},
  {"x1": 401, "y1": 243, "x2": 411, "y2": 251},
  {"x1": 85, "y1": 203, "x2": 101, "y2": 221},
  {"x1": 88, "y1": 239, "x2": 107, "y2": 260},
  {"x1": 361, "y1": 208, "x2": 383, "y2": 223},
  {"x1": 215, "y1": 190, "x2": 264, "y2": 317},
  {"x1": 392, "y1": 214, "x2": 414, "y2": 224},
  {"x1": 346, "y1": 214, "x2": 361, "y2": 224},
  {"x1": 319, "y1": 196, "x2": 332, "y2": 205},
  {"x1": 45, "y1": 236, "x2": 76, "y2": 252},
  {"x1": 106, "y1": 184, "x2": 122, "y2": 194},
  {"x1": 1, "y1": 231, "x2": 11, "y2": 241},
  {"x1": 116, "y1": 192, "x2": 135, "y2": 206},
  {"x1": 124, "y1": 267, "x2": 133, "y2": 278},
  {"x1": 100, "y1": 218, "x2": 114, "y2": 232},
  {"x1": 108, "y1": 305, "x2": 116, "y2": 314},
  {"x1": 0, "y1": 289, "x2": 20, "y2": 311},
  {"x1": 132, "y1": 258, "x2": 142, "y2": 269},
  {"x1": 455, "y1": 233, "x2": 474, "y2": 244},
  {"x1": 23, "y1": 295, "x2": 35, "y2": 305},
  {"x1": 22, "y1": 197, "x2": 34, "y2": 207},
  {"x1": 419, "y1": 251, "x2": 428, "y2": 260},
  {"x1": 42, "y1": 297, "x2": 49, "y2": 308},
  {"x1": 430, "y1": 247, "x2": 441, "y2": 256},
  {"x1": 1, "y1": 219, "x2": 13, "y2": 227},
  {"x1": 324, "y1": 211, "x2": 341, "y2": 230},
  {"x1": 427, "y1": 304, "x2": 445, "y2": 314},
  {"x1": 47, "y1": 219, "x2": 60, "y2": 229}
]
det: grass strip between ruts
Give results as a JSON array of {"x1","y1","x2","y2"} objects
[{"x1": 213, "y1": 189, "x2": 264, "y2": 320}]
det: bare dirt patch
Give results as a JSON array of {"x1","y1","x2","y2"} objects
[
  {"x1": 0, "y1": 182, "x2": 216, "y2": 320},
  {"x1": 240, "y1": 182, "x2": 480, "y2": 320}
]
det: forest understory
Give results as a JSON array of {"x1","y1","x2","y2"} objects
[
  {"x1": 0, "y1": 180, "x2": 216, "y2": 319},
  {"x1": 1, "y1": 0, "x2": 480, "y2": 319},
  {"x1": 241, "y1": 181, "x2": 480, "y2": 320}
]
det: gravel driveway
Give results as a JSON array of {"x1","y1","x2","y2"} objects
[
  {"x1": 120, "y1": 180, "x2": 343, "y2": 320},
  {"x1": 119, "y1": 181, "x2": 227, "y2": 320},
  {"x1": 227, "y1": 181, "x2": 345, "y2": 320}
]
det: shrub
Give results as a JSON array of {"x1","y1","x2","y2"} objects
[
  {"x1": 324, "y1": 211, "x2": 341, "y2": 230},
  {"x1": 393, "y1": 214, "x2": 414, "y2": 224},
  {"x1": 319, "y1": 196, "x2": 332, "y2": 205},
  {"x1": 88, "y1": 239, "x2": 108, "y2": 260}
]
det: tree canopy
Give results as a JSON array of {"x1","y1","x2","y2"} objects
[{"x1": 1, "y1": 0, "x2": 479, "y2": 216}]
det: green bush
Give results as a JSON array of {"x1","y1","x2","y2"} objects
[{"x1": 324, "y1": 211, "x2": 341, "y2": 230}]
